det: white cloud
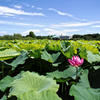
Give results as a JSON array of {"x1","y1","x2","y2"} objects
[
  {"x1": 52, "y1": 21, "x2": 100, "y2": 28},
  {"x1": 0, "y1": 20, "x2": 44, "y2": 27},
  {"x1": 48, "y1": 8, "x2": 72, "y2": 16},
  {"x1": 52, "y1": 22, "x2": 92, "y2": 28},
  {"x1": 44, "y1": 28, "x2": 79, "y2": 36},
  {"x1": 4, "y1": 13, "x2": 15, "y2": 16},
  {"x1": 0, "y1": 12, "x2": 14, "y2": 16},
  {"x1": 14, "y1": 5, "x2": 22, "y2": 9},
  {"x1": 31, "y1": 5, "x2": 43, "y2": 10},
  {"x1": 22, "y1": 29, "x2": 40, "y2": 36},
  {"x1": 92, "y1": 25, "x2": 100, "y2": 28},
  {"x1": 48, "y1": 8, "x2": 86, "y2": 21},
  {"x1": 0, "y1": 6, "x2": 45, "y2": 16}
]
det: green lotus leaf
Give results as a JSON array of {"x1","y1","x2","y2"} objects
[
  {"x1": 9, "y1": 71, "x2": 62, "y2": 100},
  {"x1": 0, "y1": 49, "x2": 20, "y2": 60},
  {"x1": 47, "y1": 66, "x2": 82, "y2": 80},
  {"x1": 93, "y1": 66, "x2": 100, "y2": 70},
  {"x1": 87, "y1": 51, "x2": 100, "y2": 63},
  {"x1": 0, "y1": 76, "x2": 14, "y2": 92},
  {"x1": 0, "y1": 95, "x2": 7, "y2": 100},
  {"x1": 3, "y1": 51, "x2": 28, "y2": 70},
  {"x1": 70, "y1": 70, "x2": 100, "y2": 100},
  {"x1": 41, "y1": 50, "x2": 60, "y2": 63},
  {"x1": 60, "y1": 41, "x2": 74, "y2": 58}
]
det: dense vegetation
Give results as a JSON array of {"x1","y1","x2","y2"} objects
[
  {"x1": 0, "y1": 40, "x2": 100, "y2": 100},
  {"x1": 72, "y1": 33, "x2": 100, "y2": 40},
  {"x1": 1, "y1": 31, "x2": 100, "y2": 40},
  {"x1": 0, "y1": 32, "x2": 53, "y2": 40}
]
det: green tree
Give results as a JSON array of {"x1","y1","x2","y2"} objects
[
  {"x1": 13, "y1": 33, "x2": 22, "y2": 39},
  {"x1": 3, "y1": 35, "x2": 13, "y2": 40},
  {"x1": 29, "y1": 31, "x2": 36, "y2": 38}
]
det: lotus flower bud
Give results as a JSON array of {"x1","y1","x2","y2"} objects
[{"x1": 68, "y1": 56, "x2": 84, "y2": 67}]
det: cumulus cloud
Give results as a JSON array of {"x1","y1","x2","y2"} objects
[
  {"x1": 44, "y1": 28, "x2": 79, "y2": 36},
  {"x1": 0, "y1": 6, "x2": 45, "y2": 16},
  {"x1": 22, "y1": 29, "x2": 40, "y2": 36}
]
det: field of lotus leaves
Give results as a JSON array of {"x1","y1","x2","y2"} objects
[{"x1": 0, "y1": 39, "x2": 100, "y2": 100}]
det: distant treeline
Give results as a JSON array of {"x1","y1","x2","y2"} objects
[
  {"x1": 72, "y1": 33, "x2": 100, "y2": 40},
  {"x1": 0, "y1": 31, "x2": 100, "y2": 40},
  {"x1": 0, "y1": 31, "x2": 53, "y2": 40}
]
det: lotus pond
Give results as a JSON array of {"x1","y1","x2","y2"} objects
[{"x1": 0, "y1": 40, "x2": 100, "y2": 100}]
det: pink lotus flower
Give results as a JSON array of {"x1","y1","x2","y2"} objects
[{"x1": 68, "y1": 56, "x2": 84, "y2": 67}]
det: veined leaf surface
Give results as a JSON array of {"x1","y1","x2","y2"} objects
[
  {"x1": 0, "y1": 49, "x2": 20, "y2": 60},
  {"x1": 9, "y1": 71, "x2": 62, "y2": 100}
]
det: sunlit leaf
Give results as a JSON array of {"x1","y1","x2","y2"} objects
[{"x1": 9, "y1": 71, "x2": 62, "y2": 100}]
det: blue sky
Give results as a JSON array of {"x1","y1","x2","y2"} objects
[{"x1": 0, "y1": 0, "x2": 100, "y2": 36}]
